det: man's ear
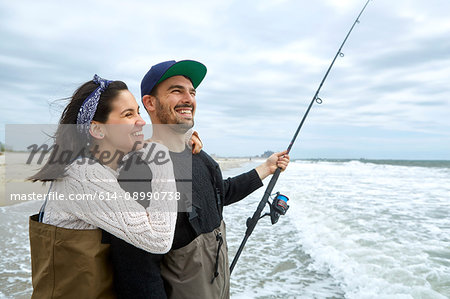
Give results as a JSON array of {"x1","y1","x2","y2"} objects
[
  {"x1": 142, "y1": 95, "x2": 156, "y2": 112},
  {"x1": 89, "y1": 121, "x2": 105, "y2": 140}
]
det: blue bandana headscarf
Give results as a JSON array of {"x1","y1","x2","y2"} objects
[{"x1": 77, "y1": 74, "x2": 112, "y2": 134}]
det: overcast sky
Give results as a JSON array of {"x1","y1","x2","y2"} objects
[{"x1": 1, "y1": 0, "x2": 449, "y2": 159}]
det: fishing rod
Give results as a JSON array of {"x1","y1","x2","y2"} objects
[{"x1": 230, "y1": 0, "x2": 372, "y2": 274}]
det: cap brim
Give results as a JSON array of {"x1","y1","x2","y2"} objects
[{"x1": 157, "y1": 60, "x2": 207, "y2": 89}]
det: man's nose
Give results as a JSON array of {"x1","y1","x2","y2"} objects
[{"x1": 181, "y1": 90, "x2": 195, "y2": 104}]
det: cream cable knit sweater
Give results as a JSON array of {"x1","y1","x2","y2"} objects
[{"x1": 43, "y1": 142, "x2": 178, "y2": 254}]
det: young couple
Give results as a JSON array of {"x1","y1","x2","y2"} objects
[{"x1": 30, "y1": 60, "x2": 290, "y2": 298}]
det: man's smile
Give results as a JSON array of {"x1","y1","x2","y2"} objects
[{"x1": 174, "y1": 106, "x2": 193, "y2": 120}]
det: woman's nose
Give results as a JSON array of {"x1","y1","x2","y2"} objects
[{"x1": 136, "y1": 115, "x2": 146, "y2": 126}]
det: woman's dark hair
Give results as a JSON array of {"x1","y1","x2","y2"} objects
[{"x1": 29, "y1": 79, "x2": 128, "y2": 182}]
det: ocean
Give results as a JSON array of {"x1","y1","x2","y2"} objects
[{"x1": 0, "y1": 159, "x2": 449, "y2": 298}]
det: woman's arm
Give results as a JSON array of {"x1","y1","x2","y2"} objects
[{"x1": 51, "y1": 148, "x2": 177, "y2": 254}]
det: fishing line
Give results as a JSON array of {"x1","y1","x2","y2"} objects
[{"x1": 230, "y1": 0, "x2": 372, "y2": 274}]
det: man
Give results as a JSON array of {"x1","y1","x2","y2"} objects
[{"x1": 140, "y1": 60, "x2": 289, "y2": 298}]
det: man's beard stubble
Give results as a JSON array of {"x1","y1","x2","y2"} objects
[{"x1": 154, "y1": 96, "x2": 194, "y2": 134}]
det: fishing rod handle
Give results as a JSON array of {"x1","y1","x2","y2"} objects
[
  {"x1": 245, "y1": 167, "x2": 282, "y2": 234},
  {"x1": 254, "y1": 167, "x2": 281, "y2": 216},
  {"x1": 230, "y1": 167, "x2": 282, "y2": 274}
]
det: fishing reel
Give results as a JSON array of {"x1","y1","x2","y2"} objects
[{"x1": 261, "y1": 192, "x2": 290, "y2": 225}]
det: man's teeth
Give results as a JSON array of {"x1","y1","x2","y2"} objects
[
  {"x1": 131, "y1": 131, "x2": 143, "y2": 136},
  {"x1": 177, "y1": 110, "x2": 192, "y2": 114}
]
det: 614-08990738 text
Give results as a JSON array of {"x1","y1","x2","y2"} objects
[{"x1": 9, "y1": 191, "x2": 181, "y2": 201}]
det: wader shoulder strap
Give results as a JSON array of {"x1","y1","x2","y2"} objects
[
  {"x1": 197, "y1": 152, "x2": 223, "y2": 216},
  {"x1": 188, "y1": 204, "x2": 201, "y2": 235},
  {"x1": 38, "y1": 181, "x2": 54, "y2": 223}
]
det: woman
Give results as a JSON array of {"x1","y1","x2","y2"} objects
[{"x1": 29, "y1": 75, "x2": 201, "y2": 298}]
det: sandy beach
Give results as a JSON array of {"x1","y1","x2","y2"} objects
[
  {"x1": 0, "y1": 152, "x2": 252, "y2": 207},
  {"x1": 0, "y1": 152, "x2": 49, "y2": 207},
  {"x1": 216, "y1": 157, "x2": 254, "y2": 171}
]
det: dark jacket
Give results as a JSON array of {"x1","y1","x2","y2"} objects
[{"x1": 169, "y1": 149, "x2": 263, "y2": 249}]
